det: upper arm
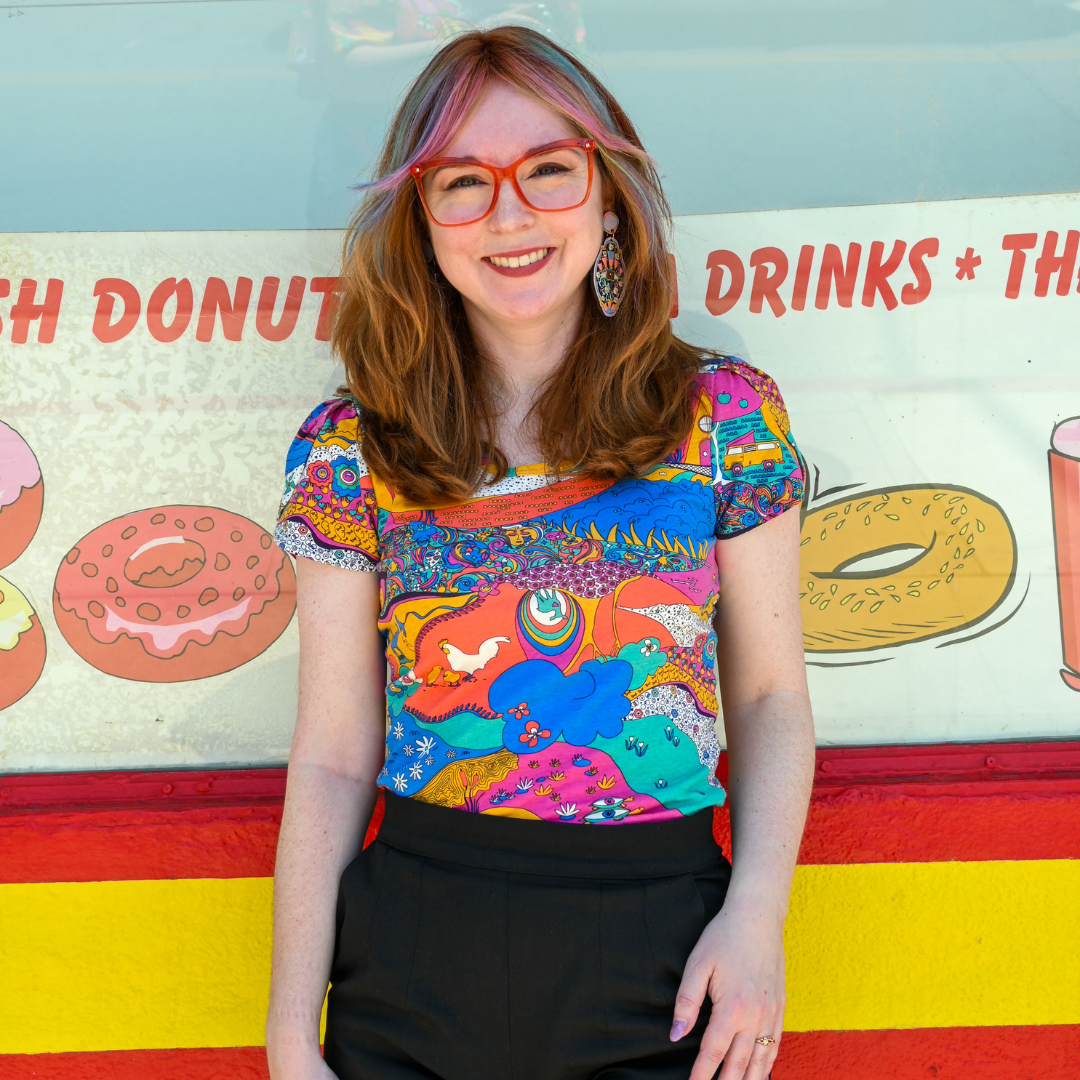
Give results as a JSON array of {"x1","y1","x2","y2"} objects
[
  {"x1": 704, "y1": 359, "x2": 807, "y2": 712},
  {"x1": 272, "y1": 399, "x2": 386, "y2": 780},
  {"x1": 291, "y1": 558, "x2": 386, "y2": 782},
  {"x1": 714, "y1": 507, "x2": 807, "y2": 713}
]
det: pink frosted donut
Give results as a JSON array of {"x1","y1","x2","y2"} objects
[
  {"x1": 0, "y1": 421, "x2": 44, "y2": 570},
  {"x1": 54, "y1": 505, "x2": 296, "y2": 682},
  {"x1": 0, "y1": 574, "x2": 47, "y2": 710}
]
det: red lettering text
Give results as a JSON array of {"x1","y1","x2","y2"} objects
[
  {"x1": 790, "y1": 245, "x2": 814, "y2": 312},
  {"x1": 1001, "y1": 233, "x2": 1038, "y2": 299},
  {"x1": 749, "y1": 247, "x2": 788, "y2": 317},
  {"x1": 704, "y1": 251, "x2": 744, "y2": 317},
  {"x1": 861, "y1": 240, "x2": 907, "y2": 310},
  {"x1": 197, "y1": 277, "x2": 253, "y2": 342},
  {"x1": 310, "y1": 277, "x2": 342, "y2": 341},
  {"x1": 92, "y1": 278, "x2": 141, "y2": 343},
  {"x1": 256, "y1": 276, "x2": 306, "y2": 342},
  {"x1": 900, "y1": 237, "x2": 939, "y2": 305},
  {"x1": 815, "y1": 243, "x2": 861, "y2": 309},
  {"x1": 9, "y1": 278, "x2": 64, "y2": 344},
  {"x1": 147, "y1": 278, "x2": 194, "y2": 343},
  {"x1": 1034, "y1": 231, "x2": 1079, "y2": 297}
]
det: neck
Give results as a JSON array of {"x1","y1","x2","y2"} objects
[
  {"x1": 463, "y1": 286, "x2": 584, "y2": 406},
  {"x1": 462, "y1": 286, "x2": 586, "y2": 468}
]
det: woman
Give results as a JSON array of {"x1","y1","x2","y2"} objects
[{"x1": 266, "y1": 26, "x2": 814, "y2": 1080}]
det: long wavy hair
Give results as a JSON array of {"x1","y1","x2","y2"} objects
[{"x1": 333, "y1": 25, "x2": 706, "y2": 505}]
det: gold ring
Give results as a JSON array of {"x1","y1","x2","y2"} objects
[{"x1": 755, "y1": 1036, "x2": 776, "y2": 1047}]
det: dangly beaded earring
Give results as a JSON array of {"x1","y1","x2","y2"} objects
[{"x1": 592, "y1": 210, "x2": 625, "y2": 317}]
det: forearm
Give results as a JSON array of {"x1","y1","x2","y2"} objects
[
  {"x1": 266, "y1": 762, "x2": 378, "y2": 1063},
  {"x1": 721, "y1": 689, "x2": 815, "y2": 922}
]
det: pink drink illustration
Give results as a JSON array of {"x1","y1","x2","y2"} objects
[{"x1": 1049, "y1": 417, "x2": 1080, "y2": 691}]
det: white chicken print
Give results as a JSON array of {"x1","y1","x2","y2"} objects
[{"x1": 438, "y1": 635, "x2": 510, "y2": 678}]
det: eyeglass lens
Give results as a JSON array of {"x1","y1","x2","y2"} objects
[{"x1": 421, "y1": 146, "x2": 590, "y2": 225}]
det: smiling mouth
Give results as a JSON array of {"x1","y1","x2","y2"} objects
[{"x1": 485, "y1": 248, "x2": 550, "y2": 268}]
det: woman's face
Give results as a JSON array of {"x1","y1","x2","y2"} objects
[{"x1": 423, "y1": 81, "x2": 606, "y2": 329}]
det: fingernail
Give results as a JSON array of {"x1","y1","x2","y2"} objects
[{"x1": 669, "y1": 1019, "x2": 687, "y2": 1042}]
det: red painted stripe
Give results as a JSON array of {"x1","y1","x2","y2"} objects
[
  {"x1": 0, "y1": 1047, "x2": 269, "y2": 1079},
  {"x1": 3, "y1": 1025, "x2": 1078, "y2": 1079},
  {"x1": 712, "y1": 777, "x2": 1080, "y2": 864},
  {"x1": 1, "y1": 741, "x2": 1077, "y2": 884},
  {"x1": 0, "y1": 805, "x2": 282, "y2": 884},
  {"x1": 774, "y1": 1024, "x2": 1080, "y2": 1080},
  {"x1": 0, "y1": 767, "x2": 287, "y2": 814}
]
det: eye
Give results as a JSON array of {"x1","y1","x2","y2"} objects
[
  {"x1": 447, "y1": 175, "x2": 484, "y2": 189},
  {"x1": 529, "y1": 162, "x2": 568, "y2": 179}
]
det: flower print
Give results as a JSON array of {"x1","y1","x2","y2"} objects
[
  {"x1": 508, "y1": 701, "x2": 531, "y2": 722},
  {"x1": 597, "y1": 775, "x2": 617, "y2": 789},
  {"x1": 528, "y1": 760, "x2": 539, "y2": 769},
  {"x1": 549, "y1": 791, "x2": 562, "y2": 801},
  {"x1": 331, "y1": 459, "x2": 363, "y2": 498},
  {"x1": 516, "y1": 778, "x2": 533, "y2": 793},
  {"x1": 408, "y1": 762, "x2": 424, "y2": 781},
  {"x1": 549, "y1": 758, "x2": 561, "y2": 768},
  {"x1": 392, "y1": 721, "x2": 405, "y2": 741},
  {"x1": 534, "y1": 783, "x2": 553, "y2": 796},
  {"x1": 445, "y1": 749, "x2": 457, "y2": 759},
  {"x1": 584, "y1": 765, "x2": 598, "y2": 776},
  {"x1": 556, "y1": 802, "x2": 577, "y2": 820},
  {"x1": 425, "y1": 756, "x2": 435, "y2": 766},
  {"x1": 585, "y1": 785, "x2": 597, "y2": 794},
  {"x1": 518, "y1": 719, "x2": 551, "y2": 749},
  {"x1": 548, "y1": 771, "x2": 565, "y2": 782},
  {"x1": 392, "y1": 773, "x2": 408, "y2": 792},
  {"x1": 402, "y1": 744, "x2": 415, "y2": 757},
  {"x1": 415, "y1": 735, "x2": 437, "y2": 757},
  {"x1": 572, "y1": 755, "x2": 590, "y2": 767}
]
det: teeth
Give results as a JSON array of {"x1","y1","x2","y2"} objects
[{"x1": 489, "y1": 249, "x2": 548, "y2": 268}]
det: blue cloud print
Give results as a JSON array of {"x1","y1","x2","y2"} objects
[{"x1": 489, "y1": 658, "x2": 634, "y2": 753}]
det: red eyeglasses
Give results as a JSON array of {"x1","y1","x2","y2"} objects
[{"x1": 411, "y1": 138, "x2": 596, "y2": 227}]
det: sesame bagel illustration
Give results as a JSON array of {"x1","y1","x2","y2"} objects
[{"x1": 799, "y1": 486, "x2": 1016, "y2": 652}]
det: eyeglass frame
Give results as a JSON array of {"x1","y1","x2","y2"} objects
[{"x1": 410, "y1": 138, "x2": 597, "y2": 227}]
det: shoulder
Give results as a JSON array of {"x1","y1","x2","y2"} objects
[
  {"x1": 285, "y1": 396, "x2": 363, "y2": 473},
  {"x1": 695, "y1": 356, "x2": 792, "y2": 432}
]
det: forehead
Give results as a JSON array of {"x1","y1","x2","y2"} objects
[{"x1": 439, "y1": 80, "x2": 579, "y2": 164}]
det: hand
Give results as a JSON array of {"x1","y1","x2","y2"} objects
[
  {"x1": 266, "y1": 1032, "x2": 340, "y2": 1080},
  {"x1": 669, "y1": 895, "x2": 786, "y2": 1080}
]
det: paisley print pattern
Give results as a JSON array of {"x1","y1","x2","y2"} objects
[{"x1": 274, "y1": 358, "x2": 804, "y2": 824}]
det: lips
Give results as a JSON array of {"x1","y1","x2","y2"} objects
[{"x1": 484, "y1": 247, "x2": 554, "y2": 278}]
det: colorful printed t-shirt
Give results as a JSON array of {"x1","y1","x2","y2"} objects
[{"x1": 274, "y1": 358, "x2": 803, "y2": 825}]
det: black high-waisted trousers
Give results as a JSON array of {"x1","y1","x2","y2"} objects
[{"x1": 324, "y1": 792, "x2": 732, "y2": 1080}]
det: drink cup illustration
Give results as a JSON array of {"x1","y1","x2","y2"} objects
[{"x1": 1049, "y1": 417, "x2": 1080, "y2": 691}]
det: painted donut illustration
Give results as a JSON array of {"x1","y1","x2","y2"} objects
[
  {"x1": 799, "y1": 485, "x2": 1016, "y2": 652},
  {"x1": 53, "y1": 505, "x2": 296, "y2": 682},
  {"x1": 0, "y1": 574, "x2": 48, "y2": 710},
  {"x1": 0, "y1": 421, "x2": 44, "y2": 570}
]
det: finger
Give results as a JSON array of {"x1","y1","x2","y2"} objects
[
  {"x1": 687, "y1": 1009, "x2": 737, "y2": 1080},
  {"x1": 719, "y1": 1030, "x2": 781, "y2": 1080},
  {"x1": 715, "y1": 1030, "x2": 760, "y2": 1080},
  {"x1": 669, "y1": 954, "x2": 712, "y2": 1043}
]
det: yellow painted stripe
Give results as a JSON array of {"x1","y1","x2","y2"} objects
[
  {"x1": 0, "y1": 861, "x2": 1077, "y2": 1053},
  {"x1": 0, "y1": 878, "x2": 273, "y2": 1054},
  {"x1": 784, "y1": 860, "x2": 1080, "y2": 1031}
]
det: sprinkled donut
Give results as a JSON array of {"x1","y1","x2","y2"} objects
[
  {"x1": 799, "y1": 485, "x2": 1016, "y2": 653},
  {"x1": 0, "y1": 574, "x2": 47, "y2": 710},
  {"x1": 0, "y1": 421, "x2": 44, "y2": 570},
  {"x1": 54, "y1": 505, "x2": 296, "y2": 682}
]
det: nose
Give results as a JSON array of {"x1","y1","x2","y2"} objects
[{"x1": 488, "y1": 173, "x2": 534, "y2": 230}]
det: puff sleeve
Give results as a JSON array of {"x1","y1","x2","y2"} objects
[
  {"x1": 273, "y1": 398, "x2": 381, "y2": 572},
  {"x1": 701, "y1": 358, "x2": 805, "y2": 538}
]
